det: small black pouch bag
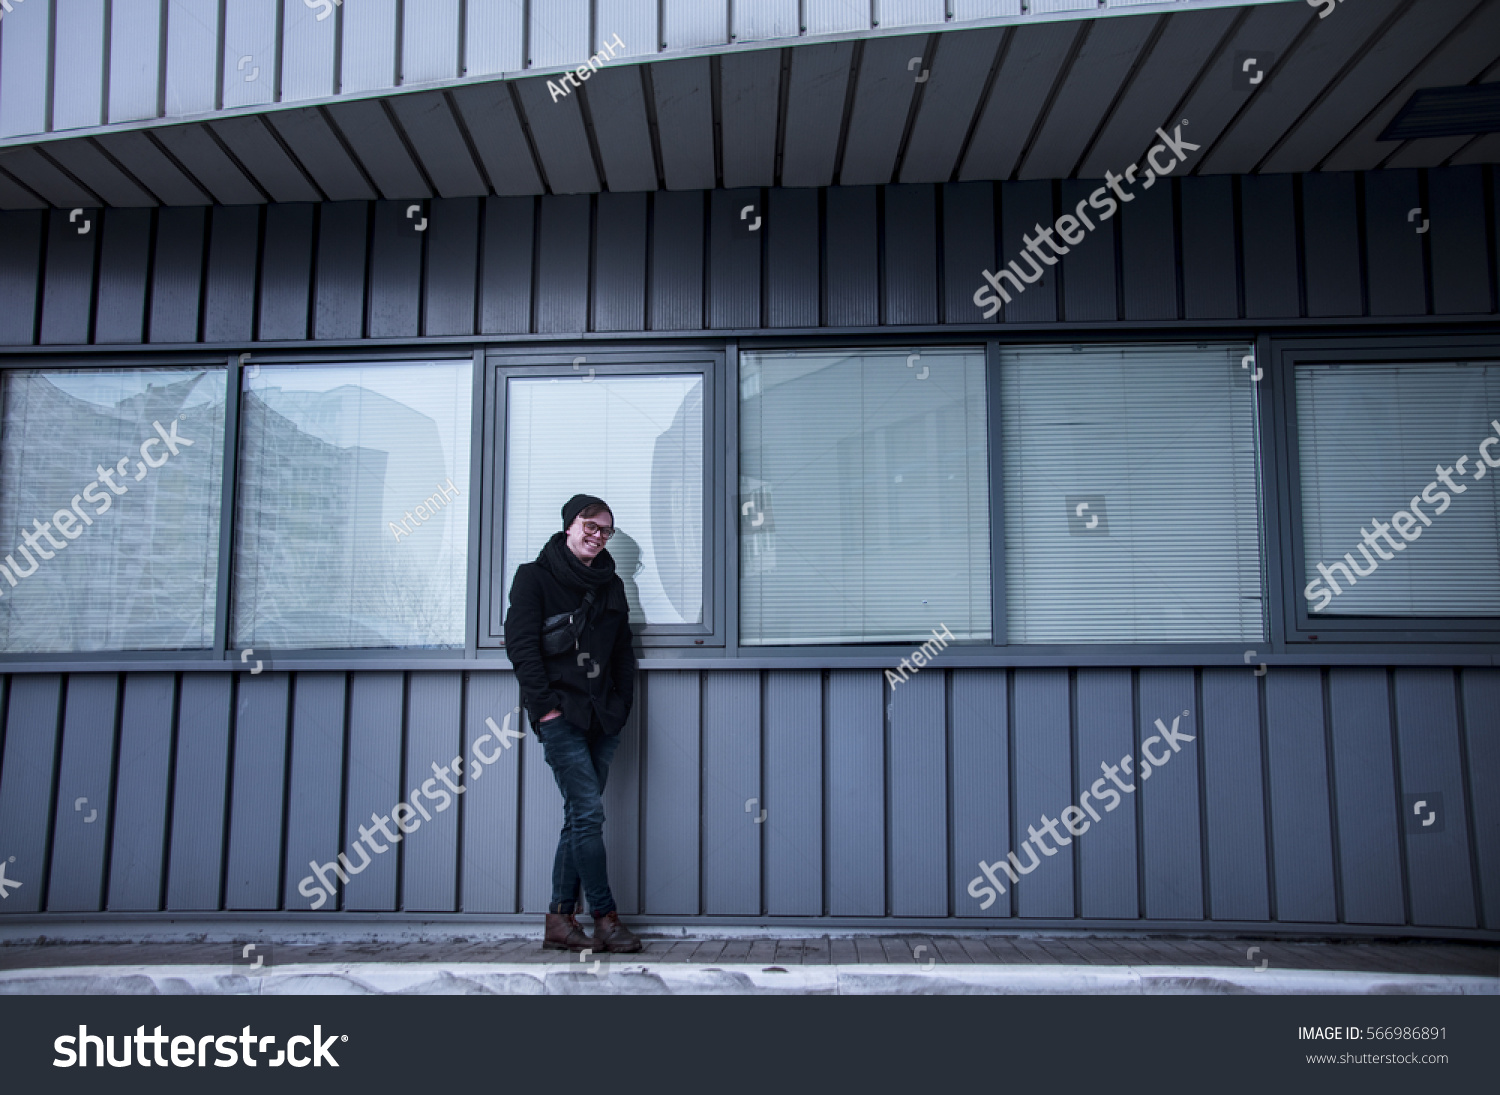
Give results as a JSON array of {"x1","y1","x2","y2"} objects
[{"x1": 540, "y1": 590, "x2": 595, "y2": 656}]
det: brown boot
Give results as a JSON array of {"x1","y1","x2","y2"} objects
[
  {"x1": 543, "y1": 912, "x2": 591, "y2": 952},
  {"x1": 591, "y1": 911, "x2": 643, "y2": 953}
]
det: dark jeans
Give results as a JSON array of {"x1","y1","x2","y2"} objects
[{"x1": 536, "y1": 715, "x2": 621, "y2": 918}]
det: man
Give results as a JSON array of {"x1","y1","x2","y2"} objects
[{"x1": 504, "y1": 494, "x2": 642, "y2": 954}]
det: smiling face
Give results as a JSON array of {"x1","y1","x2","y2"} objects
[{"x1": 564, "y1": 509, "x2": 614, "y2": 564}]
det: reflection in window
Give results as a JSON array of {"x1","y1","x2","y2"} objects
[
  {"x1": 0, "y1": 367, "x2": 226, "y2": 653},
  {"x1": 232, "y1": 361, "x2": 472, "y2": 649},
  {"x1": 504, "y1": 375, "x2": 704, "y2": 626},
  {"x1": 739, "y1": 348, "x2": 990, "y2": 646}
]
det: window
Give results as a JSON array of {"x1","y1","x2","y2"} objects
[
  {"x1": 1296, "y1": 360, "x2": 1500, "y2": 618},
  {"x1": 0, "y1": 366, "x2": 226, "y2": 653},
  {"x1": 232, "y1": 360, "x2": 472, "y2": 649},
  {"x1": 501, "y1": 371, "x2": 706, "y2": 632},
  {"x1": 1000, "y1": 343, "x2": 1263, "y2": 644},
  {"x1": 739, "y1": 347, "x2": 991, "y2": 646}
]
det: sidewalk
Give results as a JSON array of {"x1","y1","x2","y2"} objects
[{"x1": 2, "y1": 932, "x2": 1496, "y2": 995}]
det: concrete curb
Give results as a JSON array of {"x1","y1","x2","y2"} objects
[{"x1": 1, "y1": 963, "x2": 1495, "y2": 995}]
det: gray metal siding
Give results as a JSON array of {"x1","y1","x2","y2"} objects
[
  {"x1": 1302, "y1": 173, "x2": 1363, "y2": 318},
  {"x1": 95, "y1": 210, "x2": 153, "y2": 345},
  {"x1": 166, "y1": 675, "x2": 234, "y2": 910},
  {"x1": 1060, "y1": 178, "x2": 1115, "y2": 323},
  {"x1": 259, "y1": 203, "x2": 315, "y2": 341},
  {"x1": 45, "y1": 675, "x2": 118, "y2": 911},
  {"x1": 225, "y1": 673, "x2": 291, "y2": 910}
]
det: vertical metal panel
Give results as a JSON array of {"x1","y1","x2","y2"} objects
[
  {"x1": 530, "y1": 0, "x2": 590, "y2": 69},
  {"x1": 1264, "y1": 668, "x2": 1337, "y2": 922},
  {"x1": 585, "y1": 67, "x2": 658, "y2": 193},
  {"x1": 1011, "y1": 669, "x2": 1072, "y2": 917},
  {"x1": 222, "y1": 0, "x2": 279, "y2": 109},
  {"x1": 1120, "y1": 179, "x2": 1175, "y2": 320},
  {"x1": 602, "y1": 702, "x2": 642, "y2": 915},
  {"x1": 342, "y1": 673, "x2": 403, "y2": 911},
  {"x1": 0, "y1": 211, "x2": 43, "y2": 345},
  {"x1": 593, "y1": 191, "x2": 648, "y2": 331},
  {"x1": 950, "y1": 669, "x2": 1008, "y2": 917},
  {"x1": 649, "y1": 190, "x2": 705, "y2": 330},
  {"x1": 423, "y1": 197, "x2": 479, "y2": 337},
  {"x1": 314, "y1": 201, "x2": 370, "y2": 339},
  {"x1": 203, "y1": 205, "x2": 262, "y2": 343},
  {"x1": 1429, "y1": 165, "x2": 1490, "y2": 315},
  {"x1": 402, "y1": 0, "x2": 461, "y2": 84},
  {"x1": 480, "y1": 195, "x2": 535, "y2": 334},
  {"x1": 765, "y1": 188, "x2": 820, "y2": 327},
  {"x1": 642, "y1": 671, "x2": 701, "y2": 914},
  {"x1": 210, "y1": 117, "x2": 322, "y2": 203},
  {"x1": 258, "y1": 203, "x2": 314, "y2": 341},
  {"x1": 1074, "y1": 669, "x2": 1136, "y2": 919},
  {"x1": 325, "y1": 100, "x2": 431, "y2": 200},
  {"x1": 1302, "y1": 173, "x2": 1362, "y2": 318},
  {"x1": 109, "y1": 0, "x2": 164, "y2": 123},
  {"x1": 652, "y1": 58, "x2": 717, "y2": 191},
  {"x1": 1363, "y1": 169, "x2": 1426, "y2": 317},
  {"x1": 95, "y1": 132, "x2": 211, "y2": 205},
  {"x1": 266, "y1": 110, "x2": 377, "y2": 201},
  {"x1": 710, "y1": 188, "x2": 762, "y2": 329},
  {"x1": 341, "y1": 0, "x2": 399, "y2": 94},
  {"x1": 839, "y1": 36, "x2": 922, "y2": 187},
  {"x1": 281, "y1": 0, "x2": 338, "y2": 102},
  {"x1": 512, "y1": 79, "x2": 600, "y2": 195},
  {"x1": 1393, "y1": 669, "x2": 1476, "y2": 927},
  {"x1": 1179, "y1": 176, "x2": 1237, "y2": 320},
  {"x1": 999, "y1": 180, "x2": 1056, "y2": 323},
  {"x1": 1240, "y1": 174, "x2": 1299, "y2": 319},
  {"x1": 282, "y1": 673, "x2": 346, "y2": 912},
  {"x1": 1460, "y1": 669, "x2": 1500, "y2": 928},
  {"x1": 719, "y1": 50, "x2": 781, "y2": 189},
  {"x1": 824, "y1": 185, "x2": 878, "y2": 327},
  {"x1": 0, "y1": 676, "x2": 63, "y2": 912},
  {"x1": 460, "y1": 675, "x2": 522, "y2": 913},
  {"x1": 402, "y1": 673, "x2": 463, "y2": 912},
  {"x1": 165, "y1": 675, "x2": 233, "y2": 910},
  {"x1": 448, "y1": 83, "x2": 545, "y2": 196},
  {"x1": 388, "y1": 93, "x2": 488, "y2": 198},
  {"x1": 764, "y1": 670, "x2": 822, "y2": 915},
  {"x1": 534, "y1": 194, "x2": 591, "y2": 333},
  {"x1": 519, "y1": 709, "x2": 563, "y2": 913},
  {"x1": 827, "y1": 671, "x2": 884, "y2": 915},
  {"x1": 734, "y1": 0, "x2": 797, "y2": 42},
  {"x1": 1060, "y1": 178, "x2": 1115, "y2": 323},
  {"x1": 883, "y1": 184, "x2": 937, "y2": 325},
  {"x1": 43, "y1": 141, "x2": 157, "y2": 207},
  {"x1": 889, "y1": 666, "x2": 946, "y2": 916},
  {"x1": 1327, "y1": 668, "x2": 1404, "y2": 924},
  {"x1": 164, "y1": 0, "x2": 221, "y2": 117},
  {"x1": 153, "y1": 125, "x2": 264, "y2": 205},
  {"x1": 596, "y1": 0, "x2": 656, "y2": 59},
  {"x1": 149, "y1": 206, "x2": 206, "y2": 343},
  {"x1": 1138, "y1": 669, "x2": 1200, "y2": 920},
  {"x1": 368, "y1": 200, "x2": 424, "y2": 338},
  {"x1": 781, "y1": 42, "x2": 854, "y2": 189},
  {"x1": 959, "y1": 21, "x2": 1079, "y2": 183},
  {"x1": 40, "y1": 209, "x2": 98, "y2": 346},
  {"x1": 663, "y1": 0, "x2": 726, "y2": 50},
  {"x1": 953, "y1": 0, "x2": 1022, "y2": 17},
  {"x1": 45, "y1": 677, "x2": 118, "y2": 911},
  {"x1": 0, "y1": 0, "x2": 51, "y2": 138},
  {"x1": 224, "y1": 674, "x2": 290, "y2": 910},
  {"x1": 94, "y1": 208, "x2": 154, "y2": 344},
  {"x1": 942, "y1": 182, "x2": 995, "y2": 325},
  {"x1": 464, "y1": 0, "x2": 525, "y2": 77},
  {"x1": 53, "y1": 0, "x2": 108, "y2": 131},
  {"x1": 107, "y1": 674, "x2": 176, "y2": 910},
  {"x1": 899, "y1": 27, "x2": 1004, "y2": 185},
  {"x1": 806, "y1": 0, "x2": 871, "y2": 35},
  {"x1": 878, "y1": 0, "x2": 946, "y2": 27},
  {"x1": 1200, "y1": 669, "x2": 1269, "y2": 921},
  {"x1": 701, "y1": 671, "x2": 761, "y2": 915}
]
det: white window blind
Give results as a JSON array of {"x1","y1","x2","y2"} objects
[
  {"x1": 1297, "y1": 360, "x2": 1500, "y2": 617},
  {"x1": 739, "y1": 348, "x2": 990, "y2": 646},
  {"x1": 504, "y1": 374, "x2": 705, "y2": 626},
  {"x1": 1001, "y1": 343, "x2": 1263, "y2": 644},
  {"x1": 232, "y1": 361, "x2": 472, "y2": 649},
  {"x1": 0, "y1": 367, "x2": 226, "y2": 653}
]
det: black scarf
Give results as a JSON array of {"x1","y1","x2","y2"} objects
[{"x1": 538, "y1": 531, "x2": 625, "y2": 621}]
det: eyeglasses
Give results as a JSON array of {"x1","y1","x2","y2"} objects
[{"x1": 581, "y1": 520, "x2": 616, "y2": 540}]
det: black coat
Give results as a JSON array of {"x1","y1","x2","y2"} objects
[{"x1": 503, "y1": 545, "x2": 637, "y2": 735}]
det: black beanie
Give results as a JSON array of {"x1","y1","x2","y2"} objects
[{"x1": 561, "y1": 493, "x2": 610, "y2": 530}]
